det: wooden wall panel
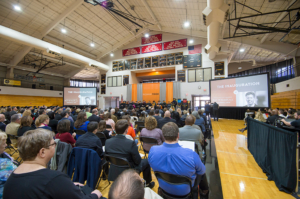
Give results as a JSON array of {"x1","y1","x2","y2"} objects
[
  {"x1": 271, "y1": 89, "x2": 300, "y2": 109},
  {"x1": 0, "y1": 95, "x2": 63, "y2": 107}
]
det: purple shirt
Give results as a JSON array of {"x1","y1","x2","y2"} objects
[{"x1": 140, "y1": 128, "x2": 165, "y2": 151}]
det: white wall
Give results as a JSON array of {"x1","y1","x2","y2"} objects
[
  {"x1": 275, "y1": 76, "x2": 300, "y2": 93},
  {"x1": 0, "y1": 86, "x2": 63, "y2": 97},
  {"x1": 99, "y1": 31, "x2": 228, "y2": 108}
]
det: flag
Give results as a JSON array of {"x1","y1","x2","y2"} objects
[{"x1": 188, "y1": 44, "x2": 202, "y2": 54}]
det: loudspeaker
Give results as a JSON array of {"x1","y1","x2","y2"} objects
[
  {"x1": 32, "y1": 84, "x2": 36, "y2": 89},
  {"x1": 50, "y1": 86, "x2": 53, "y2": 90}
]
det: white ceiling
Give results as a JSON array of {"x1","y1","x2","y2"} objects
[{"x1": 0, "y1": 0, "x2": 298, "y2": 79}]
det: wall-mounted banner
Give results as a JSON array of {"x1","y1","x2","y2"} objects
[
  {"x1": 141, "y1": 34, "x2": 162, "y2": 45},
  {"x1": 142, "y1": 43, "x2": 162, "y2": 54},
  {"x1": 163, "y1": 39, "x2": 187, "y2": 50},
  {"x1": 4, "y1": 79, "x2": 21, "y2": 86},
  {"x1": 122, "y1": 47, "x2": 141, "y2": 57}
]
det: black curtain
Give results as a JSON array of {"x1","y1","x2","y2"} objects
[
  {"x1": 217, "y1": 108, "x2": 259, "y2": 120},
  {"x1": 247, "y1": 117, "x2": 297, "y2": 193}
]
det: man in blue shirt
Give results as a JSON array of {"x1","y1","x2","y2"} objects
[{"x1": 149, "y1": 122, "x2": 207, "y2": 198}]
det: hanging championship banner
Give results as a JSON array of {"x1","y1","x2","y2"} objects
[
  {"x1": 122, "y1": 47, "x2": 141, "y2": 57},
  {"x1": 163, "y1": 39, "x2": 187, "y2": 50},
  {"x1": 141, "y1": 34, "x2": 162, "y2": 45},
  {"x1": 142, "y1": 43, "x2": 162, "y2": 54}
]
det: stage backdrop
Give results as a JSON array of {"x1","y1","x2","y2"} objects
[{"x1": 128, "y1": 82, "x2": 178, "y2": 103}]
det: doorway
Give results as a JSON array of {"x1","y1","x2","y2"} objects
[
  {"x1": 104, "y1": 97, "x2": 119, "y2": 109},
  {"x1": 192, "y1": 96, "x2": 210, "y2": 111}
]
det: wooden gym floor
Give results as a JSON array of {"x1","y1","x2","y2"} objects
[{"x1": 6, "y1": 119, "x2": 297, "y2": 198}]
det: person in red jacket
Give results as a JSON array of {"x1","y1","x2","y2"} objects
[{"x1": 55, "y1": 119, "x2": 76, "y2": 147}]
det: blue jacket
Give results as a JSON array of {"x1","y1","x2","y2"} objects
[
  {"x1": 67, "y1": 147, "x2": 102, "y2": 189},
  {"x1": 194, "y1": 117, "x2": 206, "y2": 133}
]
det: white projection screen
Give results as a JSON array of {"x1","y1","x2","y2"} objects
[
  {"x1": 63, "y1": 87, "x2": 97, "y2": 106},
  {"x1": 209, "y1": 73, "x2": 270, "y2": 108}
]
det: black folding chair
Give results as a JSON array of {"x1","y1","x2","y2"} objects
[
  {"x1": 105, "y1": 154, "x2": 132, "y2": 182},
  {"x1": 138, "y1": 125, "x2": 145, "y2": 134},
  {"x1": 6, "y1": 134, "x2": 22, "y2": 164},
  {"x1": 155, "y1": 171, "x2": 193, "y2": 199},
  {"x1": 96, "y1": 132, "x2": 107, "y2": 146},
  {"x1": 135, "y1": 121, "x2": 145, "y2": 131},
  {"x1": 106, "y1": 124, "x2": 112, "y2": 129},
  {"x1": 139, "y1": 136, "x2": 158, "y2": 158}
]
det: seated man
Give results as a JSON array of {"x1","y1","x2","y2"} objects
[
  {"x1": 266, "y1": 109, "x2": 279, "y2": 125},
  {"x1": 192, "y1": 111, "x2": 206, "y2": 134},
  {"x1": 108, "y1": 169, "x2": 145, "y2": 199},
  {"x1": 6, "y1": 114, "x2": 21, "y2": 136},
  {"x1": 281, "y1": 111, "x2": 300, "y2": 128},
  {"x1": 88, "y1": 109, "x2": 101, "y2": 123},
  {"x1": 75, "y1": 122, "x2": 104, "y2": 158},
  {"x1": 179, "y1": 115, "x2": 203, "y2": 153},
  {"x1": 157, "y1": 111, "x2": 176, "y2": 129},
  {"x1": 105, "y1": 119, "x2": 155, "y2": 188},
  {"x1": 149, "y1": 122, "x2": 208, "y2": 198},
  {"x1": 0, "y1": 114, "x2": 6, "y2": 132}
]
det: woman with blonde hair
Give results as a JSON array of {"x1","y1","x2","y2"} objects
[
  {"x1": 18, "y1": 115, "x2": 36, "y2": 136},
  {"x1": 22, "y1": 110, "x2": 32, "y2": 117},
  {"x1": 254, "y1": 110, "x2": 266, "y2": 122},
  {"x1": 35, "y1": 115, "x2": 52, "y2": 131},
  {"x1": 3, "y1": 129, "x2": 102, "y2": 199},
  {"x1": 140, "y1": 116, "x2": 165, "y2": 152}
]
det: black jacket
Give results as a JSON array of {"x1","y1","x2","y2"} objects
[
  {"x1": 266, "y1": 115, "x2": 279, "y2": 125},
  {"x1": 17, "y1": 126, "x2": 36, "y2": 137},
  {"x1": 88, "y1": 115, "x2": 101, "y2": 123},
  {"x1": 54, "y1": 114, "x2": 62, "y2": 121},
  {"x1": 105, "y1": 135, "x2": 141, "y2": 168},
  {"x1": 157, "y1": 117, "x2": 176, "y2": 129},
  {"x1": 153, "y1": 115, "x2": 163, "y2": 127}
]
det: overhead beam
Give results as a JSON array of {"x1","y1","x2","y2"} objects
[
  {"x1": 260, "y1": 0, "x2": 297, "y2": 44},
  {"x1": 141, "y1": 0, "x2": 162, "y2": 30},
  {"x1": 9, "y1": 0, "x2": 83, "y2": 66},
  {"x1": 0, "y1": 25, "x2": 109, "y2": 71},
  {"x1": 43, "y1": 36, "x2": 97, "y2": 59},
  {"x1": 65, "y1": 66, "x2": 87, "y2": 78}
]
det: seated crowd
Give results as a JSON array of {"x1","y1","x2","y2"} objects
[{"x1": 0, "y1": 103, "x2": 268, "y2": 199}]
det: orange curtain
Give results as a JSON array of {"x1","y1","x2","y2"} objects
[
  {"x1": 132, "y1": 84, "x2": 137, "y2": 102},
  {"x1": 166, "y1": 82, "x2": 173, "y2": 103},
  {"x1": 142, "y1": 83, "x2": 160, "y2": 102}
]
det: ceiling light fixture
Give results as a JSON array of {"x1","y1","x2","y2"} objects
[
  {"x1": 14, "y1": 5, "x2": 21, "y2": 11},
  {"x1": 189, "y1": 39, "x2": 194, "y2": 44},
  {"x1": 238, "y1": 67, "x2": 242, "y2": 69},
  {"x1": 110, "y1": 53, "x2": 114, "y2": 57},
  {"x1": 90, "y1": 43, "x2": 95, "y2": 47},
  {"x1": 239, "y1": 48, "x2": 245, "y2": 52},
  {"x1": 184, "y1": 21, "x2": 190, "y2": 27},
  {"x1": 61, "y1": 28, "x2": 66, "y2": 33},
  {"x1": 145, "y1": 33, "x2": 149, "y2": 38}
]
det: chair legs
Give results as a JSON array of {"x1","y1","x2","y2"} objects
[{"x1": 96, "y1": 161, "x2": 111, "y2": 190}]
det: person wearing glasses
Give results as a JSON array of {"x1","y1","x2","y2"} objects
[{"x1": 3, "y1": 129, "x2": 102, "y2": 199}]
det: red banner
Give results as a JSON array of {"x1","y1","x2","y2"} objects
[
  {"x1": 142, "y1": 43, "x2": 162, "y2": 54},
  {"x1": 141, "y1": 34, "x2": 162, "y2": 45},
  {"x1": 163, "y1": 39, "x2": 187, "y2": 50},
  {"x1": 122, "y1": 47, "x2": 141, "y2": 57}
]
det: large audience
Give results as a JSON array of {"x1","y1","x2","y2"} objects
[{"x1": 0, "y1": 104, "x2": 299, "y2": 199}]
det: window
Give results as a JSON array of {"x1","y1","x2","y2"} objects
[
  {"x1": 70, "y1": 79, "x2": 99, "y2": 91},
  {"x1": 188, "y1": 68, "x2": 212, "y2": 82},
  {"x1": 107, "y1": 76, "x2": 122, "y2": 87}
]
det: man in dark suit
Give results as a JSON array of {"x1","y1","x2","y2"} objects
[
  {"x1": 0, "y1": 114, "x2": 6, "y2": 132},
  {"x1": 88, "y1": 109, "x2": 101, "y2": 123},
  {"x1": 157, "y1": 111, "x2": 176, "y2": 129},
  {"x1": 266, "y1": 109, "x2": 279, "y2": 125},
  {"x1": 4, "y1": 107, "x2": 11, "y2": 121},
  {"x1": 153, "y1": 109, "x2": 163, "y2": 126},
  {"x1": 10, "y1": 107, "x2": 18, "y2": 117},
  {"x1": 105, "y1": 119, "x2": 155, "y2": 188}
]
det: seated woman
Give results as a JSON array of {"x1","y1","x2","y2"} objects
[
  {"x1": 172, "y1": 111, "x2": 183, "y2": 127},
  {"x1": 122, "y1": 115, "x2": 136, "y2": 141},
  {"x1": 181, "y1": 110, "x2": 188, "y2": 122},
  {"x1": 140, "y1": 116, "x2": 165, "y2": 152},
  {"x1": 74, "y1": 112, "x2": 90, "y2": 132},
  {"x1": 3, "y1": 129, "x2": 102, "y2": 199},
  {"x1": 0, "y1": 132, "x2": 17, "y2": 198},
  {"x1": 55, "y1": 119, "x2": 76, "y2": 147},
  {"x1": 104, "y1": 113, "x2": 115, "y2": 131},
  {"x1": 35, "y1": 115, "x2": 52, "y2": 131},
  {"x1": 97, "y1": 120, "x2": 111, "y2": 146},
  {"x1": 17, "y1": 116, "x2": 36, "y2": 137},
  {"x1": 138, "y1": 112, "x2": 146, "y2": 122},
  {"x1": 239, "y1": 109, "x2": 266, "y2": 133}
]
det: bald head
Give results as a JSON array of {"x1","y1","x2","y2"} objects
[
  {"x1": 0, "y1": 114, "x2": 4, "y2": 122},
  {"x1": 108, "y1": 169, "x2": 144, "y2": 199},
  {"x1": 185, "y1": 115, "x2": 194, "y2": 125},
  {"x1": 164, "y1": 111, "x2": 170, "y2": 118}
]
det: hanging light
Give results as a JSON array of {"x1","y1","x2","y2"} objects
[
  {"x1": 239, "y1": 48, "x2": 245, "y2": 52},
  {"x1": 189, "y1": 39, "x2": 194, "y2": 44},
  {"x1": 145, "y1": 33, "x2": 149, "y2": 38},
  {"x1": 13, "y1": 5, "x2": 21, "y2": 11},
  {"x1": 90, "y1": 43, "x2": 95, "y2": 47},
  {"x1": 61, "y1": 28, "x2": 67, "y2": 33},
  {"x1": 90, "y1": 34, "x2": 94, "y2": 47},
  {"x1": 110, "y1": 53, "x2": 114, "y2": 57},
  {"x1": 184, "y1": 21, "x2": 190, "y2": 27}
]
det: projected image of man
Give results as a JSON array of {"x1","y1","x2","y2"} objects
[
  {"x1": 85, "y1": 97, "x2": 91, "y2": 105},
  {"x1": 244, "y1": 92, "x2": 258, "y2": 107}
]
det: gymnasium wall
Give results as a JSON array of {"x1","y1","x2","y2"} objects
[
  {"x1": 271, "y1": 89, "x2": 300, "y2": 110},
  {"x1": 0, "y1": 86, "x2": 63, "y2": 107},
  {"x1": 275, "y1": 76, "x2": 300, "y2": 93}
]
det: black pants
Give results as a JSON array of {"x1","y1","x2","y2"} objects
[
  {"x1": 192, "y1": 174, "x2": 209, "y2": 199},
  {"x1": 213, "y1": 110, "x2": 218, "y2": 121},
  {"x1": 205, "y1": 111, "x2": 210, "y2": 117},
  {"x1": 137, "y1": 159, "x2": 152, "y2": 184}
]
